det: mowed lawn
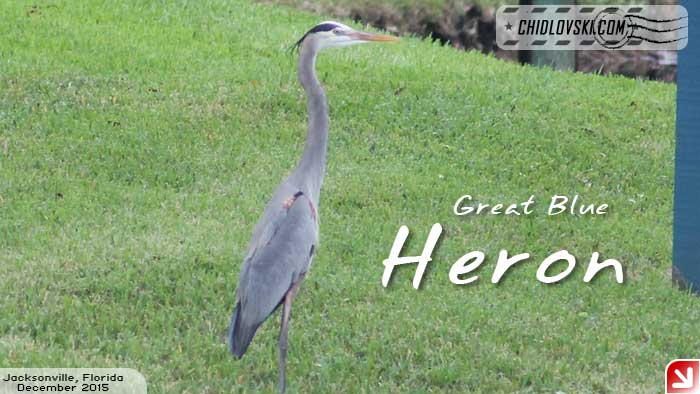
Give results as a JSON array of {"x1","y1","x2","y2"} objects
[
  {"x1": 270, "y1": 0, "x2": 668, "y2": 20},
  {"x1": 0, "y1": 0, "x2": 698, "y2": 393}
]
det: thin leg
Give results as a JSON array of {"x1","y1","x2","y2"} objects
[
  {"x1": 278, "y1": 293, "x2": 292, "y2": 394},
  {"x1": 278, "y1": 275, "x2": 305, "y2": 394}
]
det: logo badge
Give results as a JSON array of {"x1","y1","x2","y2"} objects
[
  {"x1": 666, "y1": 359, "x2": 700, "y2": 394},
  {"x1": 496, "y1": 5, "x2": 689, "y2": 51}
]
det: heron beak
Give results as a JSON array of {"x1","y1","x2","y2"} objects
[{"x1": 350, "y1": 31, "x2": 400, "y2": 42}]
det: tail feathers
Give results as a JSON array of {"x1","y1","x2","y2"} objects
[{"x1": 228, "y1": 302, "x2": 259, "y2": 359}]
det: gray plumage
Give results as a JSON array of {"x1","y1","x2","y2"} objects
[
  {"x1": 227, "y1": 20, "x2": 398, "y2": 394},
  {"x1": 228, "y1": 25, "x2": 326, "y2": 359},
  {"x1": 228, "y1": 189, "x2": 317, "y2": 357}
]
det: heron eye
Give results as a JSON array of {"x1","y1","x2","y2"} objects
[{"x1": 332, "y1": 28, "x2": 342, "y2": 35}]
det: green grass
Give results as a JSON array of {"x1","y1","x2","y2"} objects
[
  {"x1": 0, "y1": 0, "x2": 697, "y2": 393},
  {"x1": 269, "y1": 0, "x2": 671, "y2": 20}
]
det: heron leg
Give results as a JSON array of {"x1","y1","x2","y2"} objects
[
  {"x1": 278, "y1": 296, "x2": 291, "y2": 394},
  {"x1": 278, "y1": 274, "x2": 305, "y2": 394}
]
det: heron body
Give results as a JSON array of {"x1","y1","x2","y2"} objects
[{"x1": 227, "y1": 21, "x2": 398, "y2": 393}]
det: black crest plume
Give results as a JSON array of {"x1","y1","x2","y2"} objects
[{"x1": 290, "y1": 22, "x2": 341, "y2": 52}]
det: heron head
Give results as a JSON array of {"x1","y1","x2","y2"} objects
[{"x1": 293, "y1": 21, "x2": 399, "y2": 51}]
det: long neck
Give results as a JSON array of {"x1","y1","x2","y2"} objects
[{"x1": 295, "y1": 42, "x2": 329, "y2": 202}]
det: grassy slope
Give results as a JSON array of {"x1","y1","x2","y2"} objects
[
  {"x1": 0, "y1": 0, "x2": 697, "y2": 393},
  {"x1": 271, "y1": 0, "x2": 665, "y2": 19}
]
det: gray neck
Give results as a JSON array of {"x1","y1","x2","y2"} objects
[{"x1": 294, "y1": 41, "x2": 329, "y2": 203}]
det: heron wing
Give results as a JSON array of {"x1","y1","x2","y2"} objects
[
  {"x1": 245, "y1": 183, "x2": 317, "y2": 261},
  {"x1": 236, "y1": 190, "x2": 318, "y2": 333}
]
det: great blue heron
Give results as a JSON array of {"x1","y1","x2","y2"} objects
[{"x1": 227, "y1": 21, "x2": 398, "y2": 393}]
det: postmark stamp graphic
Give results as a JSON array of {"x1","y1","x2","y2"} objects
[
  {"x1": 496, "y1": 4, "x2": 688, "y2": 50},
  {"x1": 593, "y1": 8, "x2": 633, "y2": 49}
]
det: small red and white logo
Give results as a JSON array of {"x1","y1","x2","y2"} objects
[{"x1": 666, "y1": 359, "x2": 700, "y2": 394}]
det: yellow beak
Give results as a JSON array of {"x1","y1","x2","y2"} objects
[{"x1": 349, "y1": 31, "x2": 400, "y2": 42}]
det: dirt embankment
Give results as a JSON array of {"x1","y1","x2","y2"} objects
[{"x1": 279, "y1": 1, "x2": 677, "y2": 83}]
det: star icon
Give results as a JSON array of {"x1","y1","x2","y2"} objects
[{"x1": 505, "y1": 21, "x2": 513, "y2": 31}]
